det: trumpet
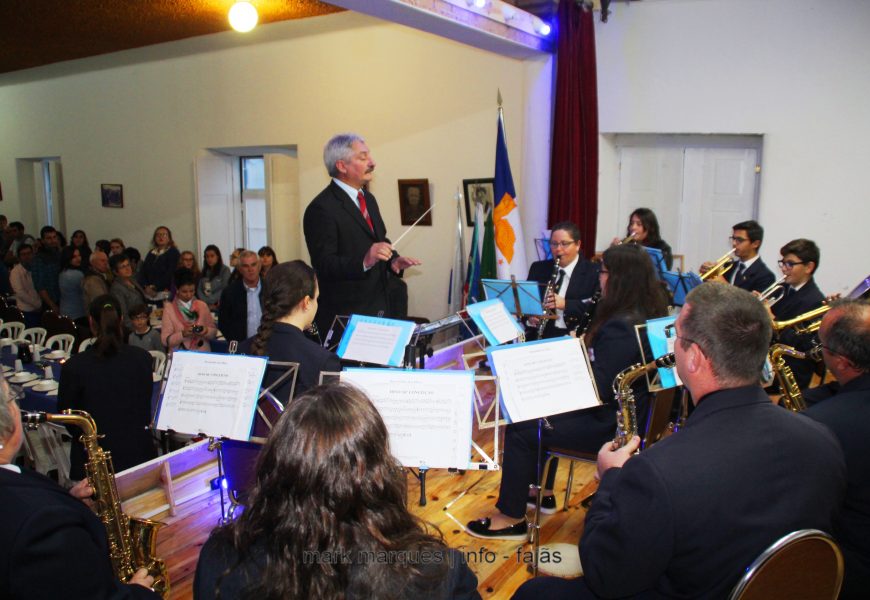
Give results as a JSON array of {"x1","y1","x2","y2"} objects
[
  {"x1": 700, "y1": 249, "x2": 736, "y2": 281},
  {"x1": 617, "y1": 233, "x2": 636, "y2": 245},
  {"x1": 772, "y1": 304, "x2": 830, "y2": 334},
  {"x1": 758, "y1": 275, "x2": 788, "y2": 306}
]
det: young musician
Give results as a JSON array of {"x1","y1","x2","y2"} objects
[
  {"x1": 467, "y1": 244, "x2": 669, "y2": 539},
  {"x1": 527, "y1": 222, "x2": 599, "y2": 339},
  {"x1": 612, "y1": 208, "x2": 673, "y2": 270},
  {"x1": 701, "y1": 219, "x2": 775, "y2": 293}
]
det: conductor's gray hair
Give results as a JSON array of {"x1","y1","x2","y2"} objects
[{"x1": 323, "y1": 133, "x2": 364, "y2": 178}]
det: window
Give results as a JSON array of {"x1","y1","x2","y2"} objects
[{"x1": 241, "y1": 156, "x2": 267, "y2": 251}]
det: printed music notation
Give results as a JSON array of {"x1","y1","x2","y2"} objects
[
  {"x1": 337, "y1": 315, "x2": 416, "y2": 366},
  {"x1": 340, "y1": 369, "x2": 475, "y2": 470},
  {"x1": 155, "y1": 351, "x2": 269, "y2": 439}
]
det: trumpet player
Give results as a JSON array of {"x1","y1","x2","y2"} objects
[
  {"x1": 526, "y1": 222, "x2": 599, "y2": 340},
  {"x1": 804, "y1": 299, "x2": 870, "y2": 599},
  {"x1": 610, "y1": 208, "x2": 674, "y2": 270},
  {"x1": 700, "y1": 220, "x2": 775, "y2": 293},
  {"x1": 769, "y1": 239, "x2": 824, "y2": 389}
]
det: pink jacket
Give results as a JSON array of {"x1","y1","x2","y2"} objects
[{"x1": 160, "y1": 298, "x2": 217, "y2": 352}]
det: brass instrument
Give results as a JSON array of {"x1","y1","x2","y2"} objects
[
  {"x1": 612, "y1": 353, "x2": 676, "y2": 449},
  {"x1": 772, "y1": 304, "x2": 830, "y2": 334},
  {"x1": 617, "y1": 233, "x2": 636, "y2": 245},
  {"x1": 700, "y1": 249, "x2": 736, "y2": 281},
  {"x1": 768, "y1": 344, "x2": 821, "y2": 412},
  {"x1": 758, "y1": 275, "x2": 788, "y2": 307},
  {"x1": 24, "y1": 410, "x2": 169, "y2": 596},
  {"x1": 537, "y1": 256, "x2": 561, "y2": 338}
]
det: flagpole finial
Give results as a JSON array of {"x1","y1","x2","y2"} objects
[{"x1": 497, "y1": 89, "x2": 503, "y2": 108}]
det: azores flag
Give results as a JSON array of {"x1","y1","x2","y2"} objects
[{"x1": 493, "y1": 110, "x2": 528, "y2": 279}]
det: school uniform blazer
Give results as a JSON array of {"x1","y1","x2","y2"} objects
[{"x1": 732, "y1": 258, "x2": 776, "y2": 294}]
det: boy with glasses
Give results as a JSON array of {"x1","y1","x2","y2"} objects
[{"x1": 702, "y1": 220, "x2": 775, "y2": 293}]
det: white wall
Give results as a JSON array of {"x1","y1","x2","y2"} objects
[
  {"x1": 595, "y1": 0, "x2": 870, "y2": 295},
  {"x1": 0, "y1": 11, "x2": 553, "y2": 320}
]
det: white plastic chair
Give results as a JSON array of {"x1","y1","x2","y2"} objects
[
  {"x1": 45, "y1": 333, "x2": 75, "y2": 355},
  {"x1": 0, "y1": 321, "x2": 25, "y2": 343},
  {"x1": 21, "y1": 327, "x2": 48, "y2": 347},
  {"x1": 149, "y1": 350, "x2": 167, "y2": 376},
  {"x1": 78, "y1": 337, "x2": 97, "y2": 352}
]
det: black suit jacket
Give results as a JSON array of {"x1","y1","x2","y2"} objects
[
  {"x1": 580, "y1": 385, "x2": 846, "y2": 599},
  {"x1": 0, "y1": 467, "x2": 159, "y2": 599},
  {"x1": 303, "y1": 181, "x2": 395, "y2": 334},
  {"x1": 732, "y1": 257, "x2": 776, "y2": 293},
  {"x1": 218, "y1": 278, "x2": 262, "y2": 344},
  {"x1": 805, "y1": 373, "x2": 870, "y2": 599},
  {"x1": 527, "y1": 257, "x2": 599, "y2": 338},
  {"x1": 238, "y1": 322, "x2": 341, "y2": 404},
  {"x1": 772, "y1": 279, "x2": 825, "y2": 388}
]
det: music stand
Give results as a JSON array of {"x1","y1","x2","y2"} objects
[
  {"x1": 322, "y1": 315, "x2": 350, "y2": 352},
  {"x1": 481, "y1": 277, "x2": 544, "y2": 321},
  {"x1": 644, "y1": 246, "x2": 667, "y2": 278},
  {"x1": 661, "y1": 271, "x2": 702, "y2": 306}
]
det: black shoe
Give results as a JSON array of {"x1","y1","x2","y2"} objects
[
  {"x1": 527, "y1": 494, "x2": 557, "y2": 514},
  {"x1": 466, "y1": 517, "x2": 528, "y2": 540}
]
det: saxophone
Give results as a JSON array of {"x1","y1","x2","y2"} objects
[
  {"x1": 612, "y1": 353, "x2": 676, "y2": 449},
  {"x1": 537, "y1": 257, "x2": 562, "y2": 339},
  {"x1": 23, "y1": 410, "x2": 169, "y2": 596},
  {"x1": 768, "y1": 343, "x2": 822, "y2": 412}
]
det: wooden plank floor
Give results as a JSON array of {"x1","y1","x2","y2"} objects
[{"x1": 157, "y1": 423, "x2": 598, "y2": 600}]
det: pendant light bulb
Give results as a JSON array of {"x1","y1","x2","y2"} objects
[{"x1": 229, "y1": 1, "x2": 258, "y2": 33}]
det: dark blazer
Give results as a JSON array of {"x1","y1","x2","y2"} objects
[
  {"x1": 238, "y1": 322, "x2": 341, "y2": 404},
  {"x1": 804, "y1": 373, "x2": 870, "y2": 599},
  {"x1": 303, "y1": 181, "x2": 395, "y2": 335},
  {"x1": 732, "y1": 257, "x2": 776, "y2": 293},
  {"x1": 772, "y1": 278, "x2": 825, "y2": 388},
  {"x1": 194, "y1": 534, "x2": 480, "y2": 600},
  {"x1": 527, "y1": 257, "x2": 599, "y2": 338},
  {"x1": 218, "y1": 278, "x2": 262, "y2": 344},
  {"x1": 580, "y1": 385, "x2": 846, "y2": 599},
  {"x1": 137, "y1": 247, "x2": 180, "y2": 292},
  {"x1": 58, "y1": 345, "x2": 157, "y2": 480},
  {"x1": 0, "y1": 467, "x2": 159, "y2": 599}
]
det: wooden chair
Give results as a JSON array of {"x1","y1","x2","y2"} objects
[{"x1": 728, "y1": 529, "x2": 844, "y2": 600}]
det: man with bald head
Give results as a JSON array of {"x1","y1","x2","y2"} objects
[
  {"x1": 805, "y1": 299, "x2": 870, "y2": 598},
  {"x1": 82, "y1": 250, "x2": 111, "y2": 309}
]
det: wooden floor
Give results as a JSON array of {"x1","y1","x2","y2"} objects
[{"x1": 157, "y1": 423, "x2": 598, "y2": 600}]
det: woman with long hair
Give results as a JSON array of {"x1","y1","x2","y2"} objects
[
  {"x1": 239, "y1": 260, "x2": 340, "y2": 403},
  {"x1": 257, "y1": 246, "x2": 278, "y2": 278},
  {"x1": 468, "y1": 243, "x2": 670, "y2": 539},
  {"x1": 108, "y1": 252, "x2": 150, "y2": 330},
  {"x1": 58, "y1": 295, "x2": 158, "y2": 480},
  {"x1": 69, "y1": 229, "x2": 92, "y2": 265},
  {"x1": 194, "y1": 383, "x2": 479, "y2": 599},
  {"x1": 161, "y1": 268, "x2": 217, "y2": 352},
  {"x1": 197, "y1": 244, "x2": 231, "y2": 309},
  {"x1": 58, "y1": 245, "x2": 87, "y2": 321},
  {"x1": 612, "y1": 207, "x2": 674, "y2": 270},
  {"x1": 179, "y1": 250, "x2": 202, "y2": 282},
  {"x1": 138, "y1": 225, "x2": 180, "y2": 294}
]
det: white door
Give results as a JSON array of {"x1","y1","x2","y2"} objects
[{"x1": 195, "y1": 154, "x2": 242, "y2": 261}]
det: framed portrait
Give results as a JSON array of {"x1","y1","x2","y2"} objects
[
  {"x1": 397, "y1": 179, "x2": 432, "y2": 226},
  {"x1": 462, "y1": 178, "x2": 494, "y2": 227},
  {"x1": 101, "y1": 183, "x2": 123, "y2": 208}
]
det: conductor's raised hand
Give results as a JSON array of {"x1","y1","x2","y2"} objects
[
  {"x1": 391, "y1": 255, "x2": 422, "y2": 274},
  {"x1": 595, "y1": 435, "x2": 640, "y2": 480},
  {"x1": 364, "y1": 242, "x2": 394, "y2": 269}
]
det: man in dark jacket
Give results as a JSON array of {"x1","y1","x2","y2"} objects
[{"x1": 218, "y1": 250, "x2": 262, "y2": 344}]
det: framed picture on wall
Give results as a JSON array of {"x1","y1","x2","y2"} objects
[
  {"x1": 397, "y1": 179, "x2": 432, "y2": 226},
  {"x1": 101, "y1": 183, "x2": 123, "y2": 208},
  {"x1": 462, "y1": 178, "x2": 494, "y2": 227}
]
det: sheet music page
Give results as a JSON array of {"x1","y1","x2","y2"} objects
[
  {"x1": 466, "y1": 299, "x2": 523, "y2": 345},
  {"x1": 337, "y1": 315, "x2": 415, "y2": 366},
  {"x1": 340, "y1": 369, "x2": 474, "y2": 469},
  {"x1": 155, "y1": 351, "x2": 267, "y2": 439},
  {"x1": 487, "y1": 337, "x2": 598, "y2": 423}
]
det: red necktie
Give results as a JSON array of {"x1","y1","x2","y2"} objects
[{"x1": 357, "y1": 190, "x2": 374, "y2": 232}]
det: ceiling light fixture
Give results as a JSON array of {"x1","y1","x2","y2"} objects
[{"x1": 229, "y1": 1, "x2": 259, "y2": 33}]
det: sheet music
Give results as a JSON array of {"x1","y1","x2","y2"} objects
[
  {"x1": 340, "y1": 368, "x2": 474, "y2": 469},
  {"x1": 155, "y1": 351, "x2": 267, "y2": 439},
  {"x1": 466, "y1": 299, "x2": 523, "y2": 346},
  {"x1": 487, "y1": 337, "x2": 598, "y2": 423},
  {"x1": 337, "y1": 315, "x2": 415, "y2": 366}
]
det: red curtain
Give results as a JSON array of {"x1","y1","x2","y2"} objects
[{"x1": 548, "y1": 1, "x2": 599, "y2": 258}]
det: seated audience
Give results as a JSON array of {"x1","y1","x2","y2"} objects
[
  {"x1": 109, "y1": 253, "x2": 150, "y2": 331},
  {"x1": 138, "y1": 226, "x2": 180, "y2": 295},
  {"x1": 514, "y1": 283, "x2": 846, "y2": 599},
  {"x1": 194, "y1": 383, "x2": 480, "y2": 600},
  {"x1": 58, "y1": 246, "x2": 87, "y2": 322},
  {"x1": 804, "y1": 299, "x2": 870, "y2": 598},
  {"x1": 126, "y1": 304, "x2": 164, "y2": 354},
  {"x1": 0, "y1": 376, "x2": 158, "y2": 599},
  {"x1": 612, "y1": 207, "x2": 673, "y2": 270},
  {"x1": 468, "y1": 244, "x2": 669, "y2": 539},
  {"x1": 161, "y1": 268, "x2": 217, "y2": 352},
  {"x1": 82, "y1": 250, "x2": 112, "y2": 310},
  {"x1": 9, "y1": 244, "x2": 42, "y2": 327},
  {"x1": 239, "y1": 260, "x2": 341, "y2": 403},
  {"x1": 197, "y1": 244, "x2": 231, "y2": 309},
  {"x1": 58, "y1": 295, "x2": 159, "y2": 480},
  {"x1": 257, "y1": 245, "x2": 278, "y2": 278},
  {"x1": 218, "y1": 250, "x2": 261, "y2": 344}
]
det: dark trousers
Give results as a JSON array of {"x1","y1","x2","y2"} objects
[{"x1": 512, "y1": 575, "x2": 597, "y2": 600}]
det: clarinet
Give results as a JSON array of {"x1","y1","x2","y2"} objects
[{"x1": 537, "y1": 257, "x2": 561, "y2": 339}]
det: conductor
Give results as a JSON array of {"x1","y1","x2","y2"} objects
[{"x1": 303, "y1": 133, "x2": 421, "y2": 334}]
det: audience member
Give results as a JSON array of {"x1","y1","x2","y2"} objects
[
  {"x1": 82, "y1": 250, "x2": 112, "y2": 310},
  {"x1": 197, "y1": 245, "x2": 231, "y2": 309},
  {"x1": 109, "y1": 238, "x2": 126, "y2": 256},
  {"x1": 94, "y1": 239, "x2": 111, "y2": 255},
  {"x1": 257, "y1": 245, "x2": 277, "y2": 278},
  {"x1": 126, "y1": 304, "x2": 164, "y2": 354},
  {"x1": 31, "y1": 225, "x2": 62, "y2": 313},
  {"x1": 161, "y1": 268, "x2": 217, "y2": 352},
  {"x1": 9, "y1": 245, "x2": 42, "y2": 326},
  {"x1": 179, "y1": 250, "x2": 201, "y2": 282},
  {"x1": 4, "y1": 221, "x2": 35, "y2": 267},
  {"x1": 138, "y1": 226, "x2": 180, "y2": 294},
  {"x1": 109, "y1": 253, "x2": 149, "y2": 330},
  {"x1": 69, "y1": 229, "x2": 92, "y2": 266},
  {"x1": 218, "y1": 250, "x2": 261, "y2": 344},
  {"x1": 58, "y1": 246, "x2": 87, "y2": 322}
]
